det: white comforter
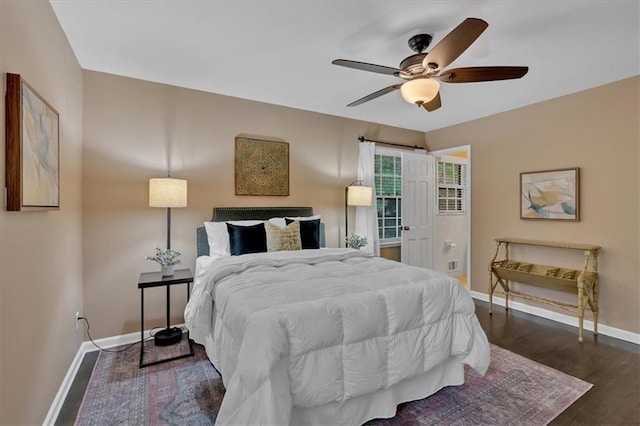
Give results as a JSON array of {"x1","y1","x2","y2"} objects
[{"x1": 185, "y1": 248, "x2": 490, "y2": 426}]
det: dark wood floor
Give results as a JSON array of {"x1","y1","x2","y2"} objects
[
  {"x1": 474, "y1": 301, "x2": 640, "y2": 425},
  {"x1": 54, "y1": 350, "x2": 98, "y2": 426},
  {"x1": 56, "y1": 300, "x2": 640, "y2": 425}
]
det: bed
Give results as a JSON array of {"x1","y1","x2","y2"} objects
[{"x1": 185, "y1": 206, "x2": 490, "y2": 426}]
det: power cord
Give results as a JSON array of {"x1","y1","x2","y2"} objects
[{"x1": 78, "y1": 316, "x2": 165, "y2": 353}]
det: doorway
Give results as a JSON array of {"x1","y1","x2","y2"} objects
[
  {"x1": 375, "y1": 144, "x2": 471, "y2": 290},
  {"x1": 428, "y1": 145, "x2": 471, "y2": 289}
]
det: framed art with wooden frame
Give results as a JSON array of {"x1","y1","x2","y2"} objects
[
  {"x1": 520, "y1": 167, "x2": 580, "y2": 221},
  {"x1": 5, "y1": 73, "x2": 60, "y2": 211}
]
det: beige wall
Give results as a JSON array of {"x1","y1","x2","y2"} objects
[
  {"x1": 426, "y1": 76, "x2": 639, "y2": 334},
  {"x1": 0, "y1": 1, "x2": 83, "y2": 424},
  {"x1": 82, "y1": 70, "x2": 425, "y2": 339}
]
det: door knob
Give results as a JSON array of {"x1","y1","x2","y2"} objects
[{"x1": 403, "y1": 226, "x2": 410, "y2": 230}]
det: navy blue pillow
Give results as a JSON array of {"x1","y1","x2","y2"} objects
[
  {"x1": 226, "y1": 223, "x2": 267, "y2": 255},
  {"x1": 285, "y1": 218, "x2": 320, "y2": 249}
]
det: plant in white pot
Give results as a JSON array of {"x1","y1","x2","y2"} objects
[
  {"x1": 346, "y1": 233, "x2": 368, "y2": 250},
  {"x1": 146, "y1": 247, "x2": 182, "y2": 276}
]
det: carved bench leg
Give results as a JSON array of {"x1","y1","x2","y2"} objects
[
  {"x1": 505, "y1": 281, "x2": 509, "y2": 311},
  {"x1": 593, "y1": 287, "x2": 599, "y2": 336},
  {"x1": 578, "y1": 318, "x2": 584, "y2": 343},
  {"x1": 489, "y1": 271, "x2": 493, "y2": 315},
  {"x1": 593, "y1": 254, "x2": 600, "y2": 336},
  {"x1": 577, "y1": 278, "x2": 585, "y2": 343},
  {"x1": 488, "y1": 241, "x2": 503, "y2": 316}
]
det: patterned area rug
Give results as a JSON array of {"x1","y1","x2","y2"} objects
[{"x1": 75, "y1": 341, "x2": 592, "y2": 425}]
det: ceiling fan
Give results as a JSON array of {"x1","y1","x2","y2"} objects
[{"x1": 332, "y1": 18, "x2": 528, "y2": 112}]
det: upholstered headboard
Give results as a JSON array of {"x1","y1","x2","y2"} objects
[{"x1": 196, "y1": 206, "x2": 325, "y2": 257}]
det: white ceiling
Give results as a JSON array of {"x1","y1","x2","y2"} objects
[{"x1": 50, "y1": 1, "x2": 639, "y2": 133}]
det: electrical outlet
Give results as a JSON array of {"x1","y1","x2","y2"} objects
[
  {"x1": 75, "y1": 312, "x2": 80, "y2": 330},
  {"x1": 448, "y1": 259, "x2": 459, "y2": 272}
]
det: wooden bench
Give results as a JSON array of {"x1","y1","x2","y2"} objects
[{"x1": 489, "y1": 237, "x2": 600, "y2": 342}]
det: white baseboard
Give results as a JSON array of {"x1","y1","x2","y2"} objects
[
  {"x1": 471, "y1": 290, "x2": 640, "y2": 345},
  {"x1": 43, "y1": 324, "x2": 185, "y2": 425}
]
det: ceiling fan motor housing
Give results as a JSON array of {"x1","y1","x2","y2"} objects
[{"x1": 399, "y1": 53, "x2": 428, "y2": 76}]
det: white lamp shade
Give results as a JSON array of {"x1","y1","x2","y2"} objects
[
  {"x1": 149, "y1": 178, "x2": 187, "y2": 207},
  {"x1": 347, "y1": 185, "x2": 373, "y2": 206},
  {"x1": 400, "y1": 78, "x2": 440, "y2": 105}
]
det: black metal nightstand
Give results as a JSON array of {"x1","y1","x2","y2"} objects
[{"x1": 138, "y1": 268, "x2": 195, "y2": 368}]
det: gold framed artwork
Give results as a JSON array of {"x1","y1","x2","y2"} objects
[
  {"x1": 5, "y1": 73, "x2": 60, "y2": 211},
  {"x1": 520, "y1": 167, "x2": 579, "y2": 221},
  {"x1": 235, "y1": 137, "x2": 289, "y2": 196}
]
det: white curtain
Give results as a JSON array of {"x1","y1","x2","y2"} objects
[{"x1": 355, "y1": 141, "x2": 379, "y2": 255}]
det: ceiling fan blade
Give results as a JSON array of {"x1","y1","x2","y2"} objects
[
  {"x1": 422, "y1": 92, "x2": 441, "y2": 112},
  {"x1": 422, "y1": 18, "x2": 488, "y2": 70},
  {"x1": 347, "y1": 84, "x2": 402, "y2": 107},
  {"x1": 438, "y1": 66, "x2": 529, "y2": 83},
  {"x1": 332, "y1": 59, "x2": 401, "y2": 76}
]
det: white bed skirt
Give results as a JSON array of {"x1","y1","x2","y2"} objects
[{"x1": 202, "y1": 333, "x2": 465, "y2": 426}]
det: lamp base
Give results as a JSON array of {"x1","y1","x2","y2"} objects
[{"x1": 154, "y1": 327, "x2": 183, "y2": 346}]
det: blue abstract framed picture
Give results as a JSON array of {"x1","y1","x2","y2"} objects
[
  {"x1": 5, "y1": 73, "x2": 60, "y2": 211},
  {"x1": 520, "y1": 167, "x2": 580, "y2": 221}
]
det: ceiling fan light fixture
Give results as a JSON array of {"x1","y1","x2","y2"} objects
[{"x1": 400, "y1": 78, "x2": 440, "y2": 105}]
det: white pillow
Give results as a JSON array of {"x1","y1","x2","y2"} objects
[
  {"x1": 204, "y1": 218, "x2": 287, "y2": 257},
  {"x1": 284, "y1": 215, "x2": 321, "y2": 221}
]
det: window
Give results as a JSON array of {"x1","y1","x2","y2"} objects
[
  {"x1": 374, "y1": 150, "x2": 402, "y2": 243},
  {"x1": 437, "y1": 157, "x2": 467, "y2": 214}
]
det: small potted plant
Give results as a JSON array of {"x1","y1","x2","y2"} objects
[
  {"x1": 146, "y1": 247, "x2": 182, "y2": 276},
  {"x1": 346, "y1": 233, "x2": 368, "y2": 250}
]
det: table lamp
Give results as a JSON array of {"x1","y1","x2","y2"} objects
[
  {"x1": 345, "y1": 181, "x2": 373, "y2": 241},
  {"x1": 149, "y1": 173, "x2": 187, "y2": 250}
]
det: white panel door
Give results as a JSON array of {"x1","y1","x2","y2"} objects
[{"x1": 401, "y1": 152, "x2": 434, "y2": 268}]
